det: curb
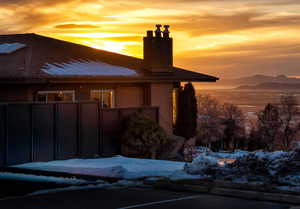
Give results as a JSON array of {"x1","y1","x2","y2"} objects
[
  {"x1": 147, "y1": 179, "x2": 300, "y2": 205},
  {"x1": 210, "y1": 187, "x2": 300, "y2": 205},
  {"x1": 0, "y1": 167, "x2": 121, "y2": 183},
  {"x1": 2, "y1": 167, "x2": 300, "y2": 205}
]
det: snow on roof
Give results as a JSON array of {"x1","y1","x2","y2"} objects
[
  {"x1": 42, "y1": 60, "x2": 138, "y2": 76},
  {"x1": 0, "y1": 43, "x2": 26, "y2": 54}
]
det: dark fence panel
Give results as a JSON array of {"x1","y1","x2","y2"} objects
[
  {"x1": 119, "y1": 108, "x2": 139, "y2": 119},
  {"x1": 101, "y1": 109, "x2": 121, "y2": 156},
  {"x1": 0, "y1": 102, "x2": 159, "y2": 166},
  {"x1": 56, "y1": 104, "x2": 78, "y2": 160},
  {"x1": 0, "y1": 105, "x2": 5, "y2": 166},
  {"x1": 140, "y1": 107, "x2": 159, "y2": 122},
  {"x1": 6, "y1": 104, "x2": 31, "y2": 165},
  {"x1": 32, "y1": 104, "x2": 54, "y2": 162},
  {"x1": 80, "y1": 103, "x2": 100, "y2": 157}
]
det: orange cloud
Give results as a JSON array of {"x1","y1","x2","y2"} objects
[{"x1": 1, "y1": 0, "x2": 300, "y2": 78}]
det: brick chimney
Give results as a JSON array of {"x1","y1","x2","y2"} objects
[{"x1": 143, "y1": 24, "x2": 173, "y2": 74}]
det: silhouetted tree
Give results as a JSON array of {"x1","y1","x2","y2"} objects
[
  {"x1": 221, "y1": 103, "x2": 245, "y2": 151},
  {"x1": 247, "y1": 128, "x2": 261, "y2": 151},
  {"x1": 256, "y1": 103, "x2": 281, "y2": 151},
  {"x1": 175, "y1": 82, "x2": 198, "y2": 139},
  {"x1": 196, "y1": 94, "x2": 223, "y2": 150},
  {"x1": 279, "y1": 95, "x2": 300, "y2": 150},
  {"x1": 197, "y1": 94, "x2": 221, "y2": 118}
]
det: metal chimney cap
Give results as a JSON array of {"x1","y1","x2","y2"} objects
[
  {"x1": 155, "y1": 24, "x2": 162, "y2": 37},
  {"x1": 163, "y1": 25, "x2": 170, "y2": 33},
  {"x1": 155, "y1": 24, "x2": 162, "y2": 32},
  {"x1": 163, "y1": 25, "x2": 170, "y2": 38}
]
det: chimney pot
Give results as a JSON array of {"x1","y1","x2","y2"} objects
[
  {"x1": 163, "y1": 25, "x2": 170, "y2": 38},
  {"x1": 147, "y1": 30, "x2": 153, "y2": 38},
  {"x1": 155, "y1": 24, "x2": 162, "y2": 37}
]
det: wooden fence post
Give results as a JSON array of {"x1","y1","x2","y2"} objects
[
  {"x1": 53, "y1": 103, "x2": 57, "y2": 160},
  {"x1": 77, "y1": 103, "x2": 82, "y2": 157},
  {"x1": 4, "y1": 105, "x2": 8, "y2": 166},
  {"x1": 30, "y1": 104, "x2": 34, "y2": 162}
]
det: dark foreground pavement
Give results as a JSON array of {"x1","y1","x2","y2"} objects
[{"x1": 0, "y1": 187, "x2": 293, "y2": 209}]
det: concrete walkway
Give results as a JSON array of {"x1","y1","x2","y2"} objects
[{"x1": 0, "y1": 188, "x2": 292, "y2": 209}]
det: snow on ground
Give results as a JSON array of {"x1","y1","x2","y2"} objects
[
  {"x1": 194, "y1": 147, "x2": 249, "y2": 160},
  {"x1": 42, "y1": 60, "x2": 138, "y2": 76},
  {"x1": 183, "y1": 154, "x2": 218, "y2": 175},
  {"x1": 0, "y1": 172, "x2": 89, "y2": 185},
  {"x1": 15, "y1": 156, "x2": 185, "y2": 179},
  {"x1": 184, "y1": 150, "x2": 300, "y2": 188},
  {"x1": 13, "y1": 151, "x2": 300, "y2": 192},
  {"x1": 0, "y1": 43, "x2": 26, "y2": 54},
  {"x1": 207, "y1": 150, "x2": 249, "y2": 160}
]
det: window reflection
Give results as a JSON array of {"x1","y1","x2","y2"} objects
[
  {"x1": 90, "y1": 90, "x2": 114, "y2": 108},
  {"x1": 37, "y1": 91, "x2": 75, "y2": 102}
]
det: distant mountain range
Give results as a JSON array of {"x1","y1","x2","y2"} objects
[
  {"x1": 236, "y1": 82, "x2": 300, "y2": 90},
  {"x1": 220, "y1": 74, "x2": 300, "y2": 86}
]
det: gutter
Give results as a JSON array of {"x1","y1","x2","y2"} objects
[{"x1": 0, "y1": 77, "x2": 218, "y2": 84}]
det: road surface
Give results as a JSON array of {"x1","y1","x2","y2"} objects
[{"x1": 0, "y1": 187, "x2": 292, "y2": 209}]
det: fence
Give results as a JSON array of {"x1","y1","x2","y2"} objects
[{"x1": 0, "y1": 102, "x2": 159, "y2": 166}]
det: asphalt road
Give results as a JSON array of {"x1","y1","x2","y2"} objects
[{"x1": 0, "y1": 187, "x2": 293, "y2": 209}]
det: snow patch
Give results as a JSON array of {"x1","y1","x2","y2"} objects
[
  {"x1": 15, "y1": 156, "x2": 185, "y2": 179},
  {"x1": 183, "y1": 154, "x2": 218, "y2": 175},
  {"x1": 183, "y1": 150, "x2": 300, "y2": 188},
  {"x1": 42, "y1": 60, "x2": 138, "y2": 76},
  {"x1": 0, "y1": 43, "x2": 26, "y2": 54},
  {"x1": 208, "y1": 150, "x2": 249, "y2": 160},
  {"x1": 194, "y1": 147, "x2": 249, "y2": 160}
]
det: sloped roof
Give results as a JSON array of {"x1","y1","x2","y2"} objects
[{"x1": 0, "y1": 33, "x2": 218, "y2": 83}]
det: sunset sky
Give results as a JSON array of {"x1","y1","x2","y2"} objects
[{"x1": 1, "y1": 0, "x2": 300, "y2": 78}]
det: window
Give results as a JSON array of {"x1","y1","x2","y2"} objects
[
  {"x1": 90, "y1": 90, "x2": 114, "y2": 108},
  {"x1": 37, "y1": 91, "x2": 75, "y2": 102}
]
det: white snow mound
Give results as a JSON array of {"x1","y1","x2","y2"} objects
[
  {"x1": 184, "y1": 154, "x2": 219, "y2": 175},
  {"x1": 15, "y1": 156, "x2": 185, "y2": 179}
]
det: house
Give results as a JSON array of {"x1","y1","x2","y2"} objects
[{"x1": 0, "y1": 25, "x2": 218, "y2": 133}]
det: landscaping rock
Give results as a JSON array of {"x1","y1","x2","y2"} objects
[
  {"x1": 160, "y1": 134, "x2": 185, "y2": 161},
  {"x1": 183, "y1": 154, "x2": 219, "y2": 175}
]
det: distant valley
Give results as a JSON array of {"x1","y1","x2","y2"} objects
[
  {"x1": 196, "y1": 74, "x2": 300, "y2": 114},
  {"x1": 195, "y1": 74, "x2": 300, "y2": 90},
  {"x1": 219, "y1": 74, "x2": 300, "y2": 86},
  {"x1": 236, "y1": 82, "x2": 300, "y2": 90}
]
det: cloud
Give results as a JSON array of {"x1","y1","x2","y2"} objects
[
  {"x1": 176, "y1": 39, "x2": 300, "y2": 78},
  {"x1": 1, "y1": 0, "x2": 300, "y2": 77},
  {"x1": 55, "y1": 24, "x2": 99, "y2": 29},
  {"x1": 157, "y1": 12, "x2": 300, "y2": 37}
]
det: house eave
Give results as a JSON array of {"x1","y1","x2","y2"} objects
[{"x1": 0, "y1": 76, "x2": 218, "y2": 84}]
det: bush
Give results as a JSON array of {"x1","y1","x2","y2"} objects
[{"x1": 121, "y1": 113, "x2": 167, "y2": 159}]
